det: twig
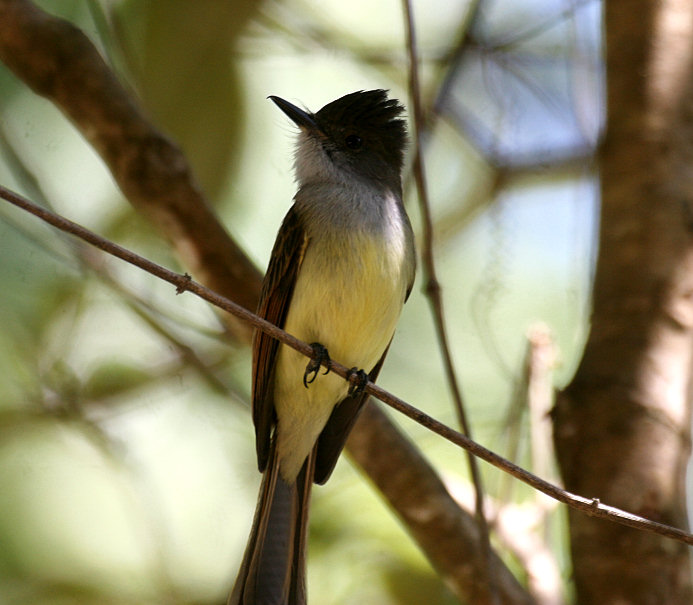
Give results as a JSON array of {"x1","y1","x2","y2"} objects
[
  {"x1": 401, "y1": 2, "x2": 498, "y2": 603},
  {"x1": 3, "y1": 185, "x2": 693, "y2": 550}
]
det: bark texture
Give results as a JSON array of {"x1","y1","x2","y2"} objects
[{"x1": 554, "y1": 1, "x2": 693, "y2": 603}]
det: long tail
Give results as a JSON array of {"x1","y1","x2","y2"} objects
[{"x1": 228, "y1": 440, "x2": 313, "y2": 605}]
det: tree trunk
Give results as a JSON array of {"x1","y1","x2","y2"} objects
[{"x1": 554, "y1": 1, "x2": 693, "y2": 603}]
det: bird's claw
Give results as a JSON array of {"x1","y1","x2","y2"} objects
[
  {"x1": 346, "y1": 367, "x2": 368, "y2": 397},
  {"x1": 303, "y1": 343, "x2": 331, "y2": 388}
]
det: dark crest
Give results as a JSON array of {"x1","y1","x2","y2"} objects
[{"x1": 314, "y1": 90, "x2": 408, "y2": 177}]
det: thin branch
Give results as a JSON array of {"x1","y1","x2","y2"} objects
[
  {"x1": 3, "y1": 184, "x2": 693, "y2": 550},
  {"x1": 402, "y1": 2, "x2": 498, "y2": 603},
  {"x1": 401, "y1": 0, "x2": 479, "y2": 489}
]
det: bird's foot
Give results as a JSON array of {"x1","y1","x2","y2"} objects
[
  {"x1": 303, "y1": 343, "x2": 331, "y2": 388},
  {"x1": 346, "y1": 367, "x2": 369, "y2": 397}
]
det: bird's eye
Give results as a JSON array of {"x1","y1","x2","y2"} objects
[{"x1": 345, "y1": 134, "x2": 363, "y2": 149}]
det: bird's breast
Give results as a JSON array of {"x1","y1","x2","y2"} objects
[
  {"x1": 288, "y1": 210, "x2": 411, "y2": 370},
  {"x1": 272, "y1": 187, "x2": 414, "y2": 481}
]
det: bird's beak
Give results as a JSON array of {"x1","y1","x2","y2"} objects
[{"x1": 269, "y1": 96, "x2": 320, "y2": 132}]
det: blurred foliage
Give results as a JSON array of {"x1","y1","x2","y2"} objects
[{"x1": 0, "y1": 0, "x2": 603, "y2": 603}]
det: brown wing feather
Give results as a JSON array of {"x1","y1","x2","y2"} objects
[
  {"x1": 252, "y1": 206, "x2": 308, "y2": 472},
  {"x1": 313, "y1": 343, "x2": 391, "y2": 484}
]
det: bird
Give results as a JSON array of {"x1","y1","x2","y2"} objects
[{"x1": 228, "y1": 89, "x2": 416, "y2": 605}]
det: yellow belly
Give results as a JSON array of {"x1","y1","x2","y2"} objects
[{"x1": 273, "y1": 230, "x2": 409, "y2": 481}]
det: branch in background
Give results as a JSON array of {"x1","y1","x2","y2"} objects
[
  {"x1": 348, "y1": 403, "x2": 535, "y2": 605},
  {"x1": 0, "y1": 0, "x2": 261, "y2": 341},
  {"x1": 402, "y1": 1, "x2": 498, "y2": 603},
  {"x1": 3, "y1": 184, "x2": 693, "y2": 552}
]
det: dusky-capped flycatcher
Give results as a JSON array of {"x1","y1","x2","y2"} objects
[{"x1": 228, "y1": 90, "x2": 416, "y2": 605}]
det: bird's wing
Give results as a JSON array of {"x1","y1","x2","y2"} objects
[
  {"x1": 313, "y1": 343, "x2": 390, "y2": 484},
  {"x1": 252, "y1": 205, "x2": 309, "y2": 472}
]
